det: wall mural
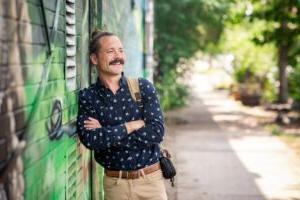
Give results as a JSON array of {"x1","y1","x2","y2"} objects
[
  {"x1": 0, "y1": 0, "x2": 149, "y2": 199},
  {"x1": 0, "y1": 0, "x2": 28, "y2": 199}
]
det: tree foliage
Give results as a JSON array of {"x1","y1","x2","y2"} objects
[
  {"x1": 220, "y1": 0, "x2": 300, "y2": 104},
  {"x1": 154, "y1": 0, "x2": 233, "y2": 110},
  {"x1": 250, "y1": 0, "x2": 300, "y2": 48},
  {"x1": 248, "y1": 0, "x2": 300, "y2": 103},
  {"x1": 219, "y1": 19, "x2": 278, "y2": 102}
]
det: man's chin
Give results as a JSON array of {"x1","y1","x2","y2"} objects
[
  {"x1": 108, "y1": 69, "x2": 123, "y2": 76},
  {"x1": 110, "y1": 64, "x2": 123, "y2": 68},
  {"x1": 109, "y1": 65, "x2": 123, "y2": 73}
]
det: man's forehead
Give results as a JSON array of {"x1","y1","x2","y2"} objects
[{"x1": 100, "y1": 36, "x2": 123, "y2": 48}]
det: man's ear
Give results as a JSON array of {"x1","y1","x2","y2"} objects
[{"x1": 90, "y1": 53, "x2": 98, "y2": 65}]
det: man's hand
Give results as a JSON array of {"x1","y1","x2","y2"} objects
[
  {"x1": 84, "y1": 117, "x2": 102, "y2": 130},
  {"x1": 125, "y1": 120, "x2": 145, "y2": 134}
]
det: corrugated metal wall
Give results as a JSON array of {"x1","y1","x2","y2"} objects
[{"x1": 0, "y1": 0, "x2": 150, "y2": 199}]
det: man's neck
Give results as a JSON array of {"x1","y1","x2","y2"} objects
[{"x1": 99, "y1": 74, "x2": 122, "y2": 94}]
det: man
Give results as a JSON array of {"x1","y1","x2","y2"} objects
[{"x1": 77, "y1": 30, "x2": 168, "y2": 200}]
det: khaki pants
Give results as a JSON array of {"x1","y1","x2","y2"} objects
[{"x1": 104, "y1": 169, "x2": 168, "y2": 200}]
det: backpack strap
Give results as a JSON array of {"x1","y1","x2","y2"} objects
[{"x1": 127, "y1": 78, "x2": 142, "y2": 107}]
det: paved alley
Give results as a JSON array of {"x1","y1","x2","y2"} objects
[{"x1": 164, "y1": 86, "x2": 300, "y2": 200}]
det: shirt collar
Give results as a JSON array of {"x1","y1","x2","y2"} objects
[{"x1": 96, "y1": 73, "x2": 127, "y2": 90}]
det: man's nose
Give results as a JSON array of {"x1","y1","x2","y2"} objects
[
  {"x1": 113, "y1": 54, "x2": 123, "y2": 61},
  {"x1": 114, "y1": 51, "x2": 123, "y2": 58}
]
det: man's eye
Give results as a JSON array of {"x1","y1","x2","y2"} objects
[{"x1": 107, "y1": 51, "x2": 114, "y2": 54}]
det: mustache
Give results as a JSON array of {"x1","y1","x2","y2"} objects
[{"x1": 109, "y1": 58, "x2": 125, "y2": 65}]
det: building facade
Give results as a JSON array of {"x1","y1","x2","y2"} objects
[{"x1": 0, "y1": 0, "x2": 154, "y2": 199}]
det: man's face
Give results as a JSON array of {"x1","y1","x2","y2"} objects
[{"x1": 91, "y1": 35, "x2": 126, "y2": 76}]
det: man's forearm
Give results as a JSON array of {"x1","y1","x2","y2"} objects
[
  {"x1": 124, "y1": 120, "x2": 145, "y2": 134},
  {"x1": 81, "y1": 117, "x2": 149, "y2": 149}
]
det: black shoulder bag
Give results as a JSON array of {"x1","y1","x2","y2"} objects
[
  {"x1": 127, "y1": 78, "x2": 176, "y2": 187},
  {"x1": 159, "y1": 148, "x2": 176, "y2": 186}
]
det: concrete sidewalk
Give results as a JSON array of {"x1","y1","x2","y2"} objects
[{"x1": 164, "y1": 90, "x2": 300, "y2": 200}]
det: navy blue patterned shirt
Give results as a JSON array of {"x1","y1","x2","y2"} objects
[{"x1": 77, "y1": 75, "x2": 165, "y2": 170}]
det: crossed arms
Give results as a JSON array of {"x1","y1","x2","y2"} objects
[{"x1": 76, "y1": 80, "x2": 164, "y2": 151}]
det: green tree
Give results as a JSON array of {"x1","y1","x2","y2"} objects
[
  {"x1": 219, "y1": 3, "x2": 278, "y2": 103},
  {"x1": 154, "y1": 0, "x2": 233, "y2": 110},
  {"x1": 249, "y1": 0, "x2": 300, "y2": 103}
]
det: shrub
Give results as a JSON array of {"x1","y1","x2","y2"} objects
[{"x1": 155, "y1": 70, "x2": 188, "y2": 111}]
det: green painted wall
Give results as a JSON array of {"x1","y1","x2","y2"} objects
[{"x1": 0, "y1": 0, "x2": 147, "y2": 199}]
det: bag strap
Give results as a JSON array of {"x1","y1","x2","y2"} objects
[
  {"x1": 127, "y1": 78, "x2": 142, "y2": 107},
  {"x1": 127, "y1": 77, "x2": 175, "y2": 186},
  {"x1": 127, "y1": 78, "x2": 169, "y2": 153},
  {"x1": 127, "y1": 78, "x2": 169, "y2": 148}
]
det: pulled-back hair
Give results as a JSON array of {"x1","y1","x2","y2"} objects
[{"x1": 89, "y1": 29, "x2": 115, "y2": 55}]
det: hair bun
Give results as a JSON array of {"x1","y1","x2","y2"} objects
[{"x1": 91, "y1": 29, "x2": 102, "y2": 39}]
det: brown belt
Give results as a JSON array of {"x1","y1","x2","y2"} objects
[{"x1": 105, "y1": 162, "x2": 160, "y2": 179}]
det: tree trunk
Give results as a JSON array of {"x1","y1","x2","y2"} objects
[
  {"x1": 278, "y1": 45, "x2": 289, "y2": 103},
  {"x1": 278, "y1": 20, "x2": 289, "y2": 103}
]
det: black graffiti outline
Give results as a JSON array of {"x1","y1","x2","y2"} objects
[
  {"x1": 47, "y1": 99, "x2": 63, "y2": 140},
  {"x1": 47, "y1": 99, "x2": 77, "y2": 140}
]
